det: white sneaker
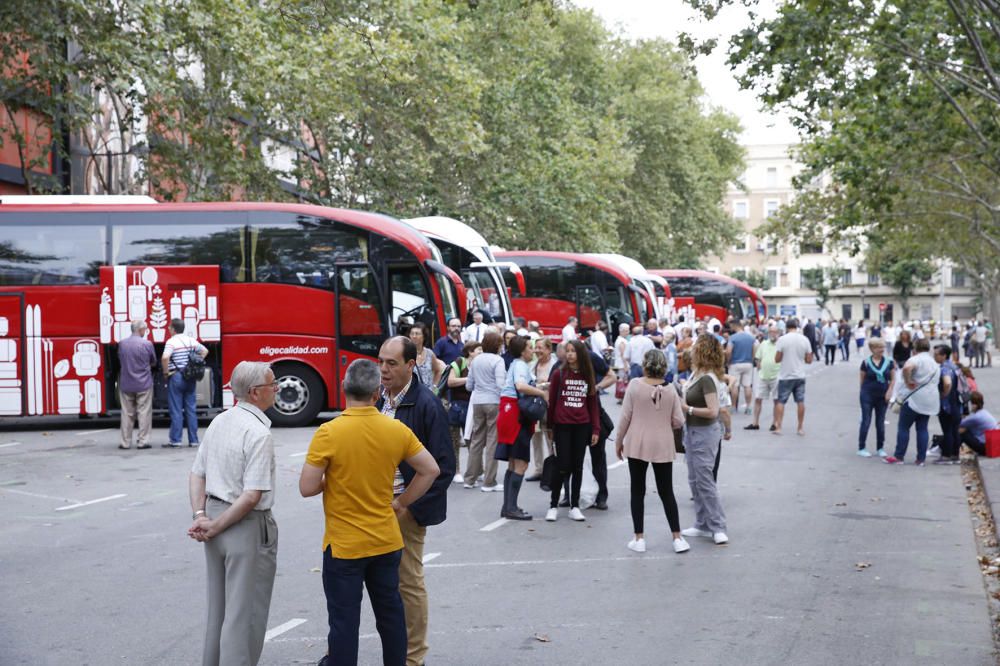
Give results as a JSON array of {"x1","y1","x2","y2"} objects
[
  {"x1": 877, "y1": 449, "x2": 888, "y2": 458},
  {"x1": 627, "y1": 538, "x2": 646, "y2": 553},
  {"x1": 569, "y1": 507, "x2": 586, "y2": 521},
  {"x1": 713, "y1": 531, "x2": 729, "y2": 545},
  {"x1": 477, "y1": 474, "x2": 484, "y2": 482},
  {"x1": 480, "y1": 484, "x2": 502, "y2": 493},
  {"x1": 856, "y1": 449, "x2": 872, "y2": 458},
  {"x1": 681, "y1": 526, "x2": 712, "y2": 538},
  {"x1": 673, "y1": 537, "x2": 691, "y2": 553},
  {"x1": 462, "y1": 483, "x2": 477, "y2": 489},
  {"x1": 928, "y1": 445, "x2": 941, "y2": 456},
  {"x1": 545, "y1": 508, "x2": 558, "y2": 522},
  {"x1": 452, "y1": 473, "x2": 463, "y2": 483}
]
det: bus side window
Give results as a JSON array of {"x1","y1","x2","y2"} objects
[
  {"x1": 0, "y1": 226, "x2": 105, "y2": 286},
  {"x1": 112, "y1": 222, "x2": 246, "y2": 281},
  {"x1": 250, "y1": 215, "x2": 367, "y2": 288}
]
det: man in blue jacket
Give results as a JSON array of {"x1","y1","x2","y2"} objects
[{"x1": 377, "y1": 336, "x2": 454, "y2": 666}]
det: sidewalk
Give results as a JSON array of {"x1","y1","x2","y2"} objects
[{"x1": 969, "y1": 363, "x2": 1000, "y2": 536}]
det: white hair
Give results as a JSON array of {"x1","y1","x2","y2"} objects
[
  {"x1": 230, "y1": 361, "x2": 272, "y2": 401},
  {"x1": 130, "y1": 319, "x2": 147, "y2": 333}
]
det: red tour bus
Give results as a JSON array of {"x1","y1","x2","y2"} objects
[
  {"x1": 494, "y1": 251, "x2": 644, "y2": 341},
  {"x1": 648, "y1": 269, "x2": 766, "y2": 325},
  {"x1": 0, "y1": 201, "x2": 466, "y2": 426}
]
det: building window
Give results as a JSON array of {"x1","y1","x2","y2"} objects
[
  {"x1": 766, "y1": 268, "x2": 778, "y2": 289},
  {"x1": 757, "y1": 236, "x2": 771, "y2": 252},
  {"x1": 867, "y1": 272, "x2": 879, "y2": 286},
  {"x1": 952, "y1": 269, "x2": 966, "y2": 288},
  {"x1": 841, "y1": 269, "x2": 852, "y2": 285},
  {"x1": 732, "y1": 200, "x2": 748, "y2": 219},
  {"x1": 799, "y1": 240, "x2": 823, "y2": 254},
  {"x1": 766, "y1": 167, "x2": 778, "y2": 188},
  {"x1": 764, "y1": 199, "x2": 780, "y2": 218},
  {"x1": 732, "y1": 235, "x2": 749, "y2": 253},
  {"x1": 842, "y1": 303, "x2": 853, "y2": 320}
]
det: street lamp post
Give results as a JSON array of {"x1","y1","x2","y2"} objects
[{"x1": 860, "y1": 288, "x2": 866, "y2": 323}]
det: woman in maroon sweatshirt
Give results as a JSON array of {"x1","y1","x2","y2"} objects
[{"x1": 545, "y1": 339, "x2": 599, "y2": 522}]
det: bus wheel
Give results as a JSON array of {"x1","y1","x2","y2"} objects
[{"x1": 268, "y1": 363, "x2": 325, "y2": 427}]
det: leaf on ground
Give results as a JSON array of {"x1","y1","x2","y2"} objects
[
  {"x1": 834, "y1": 502, "x2": 847, "y2": 507},
  {"x1": 309, "y1": 567, "x2": 321, "y2": 573},
  {"x1": 855, "y1": 562, "x2": 872, "y2": 571},
  {"x1": 533, "y1": 633, "x2": 551, "y2": 643}
]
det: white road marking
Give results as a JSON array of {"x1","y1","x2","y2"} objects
[
  {"x1": 1, "y1": 487, "x2": 80, "y2": 503},
  {"x1": 422, "y1": 552, "x2": 442, "y2": 564},
  {"x1": 607, "y1": 460, "x2": 626, "y2": 470},
  {"x1": 479, "y1": 518, "x2": 509, "y2": 532},
  {"x1": 54, "y1": 493, "x2": 127, "y2": 511},
  {"x1": 0, "y1": 441, "x2": 22, "y2": 448},
  {"x1": 288, "y1": 451, "x2": 307, "y2": 458},
  {"x1": 264, "y1": 618, "x2": 307, "y2": 642},
  {"x1": 74, "y1": 428, "x2": 111, "y2": 436}
]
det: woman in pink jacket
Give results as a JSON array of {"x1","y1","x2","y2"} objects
[{"x1": 616, "y1": 348, "x2": 689, "y2": 554}]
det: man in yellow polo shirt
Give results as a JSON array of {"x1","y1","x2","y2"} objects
[{"x1": 299, "y1": 359, "x2": 440, "y2": 666}]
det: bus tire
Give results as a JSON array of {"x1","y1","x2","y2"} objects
[{"x1": 268, "y1": 362, "x2": 326, "y2": 427}]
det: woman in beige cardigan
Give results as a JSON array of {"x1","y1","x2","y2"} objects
[{"x1": 616, "y1": 348, "x2": 689, "y2": 554}]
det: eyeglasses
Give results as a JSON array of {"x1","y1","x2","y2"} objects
[{"x1": 252, "y1": 380, "x2": 280, "y2": 390}]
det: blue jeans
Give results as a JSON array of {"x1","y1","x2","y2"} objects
[
  {"x1": 167, "y1": 372, "x2": 198, "y2": 444},
  {"x1": 322, "y1": 546, "x2": 406, "y2": 666},
  {"x1": 858, "y1": 388, "x2": 888, "y2": 451},
  {"x1": 894, "y1": 402, "x2": 930, "y2": 462}
]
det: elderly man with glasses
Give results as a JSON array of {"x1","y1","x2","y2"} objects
[{"x1": 187, "y1": 361, "x2": 279, "y2": 666}]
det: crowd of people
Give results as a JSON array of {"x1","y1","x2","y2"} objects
[{"x1": 176, "y1": 308, "x2": 996, "y2": 666}]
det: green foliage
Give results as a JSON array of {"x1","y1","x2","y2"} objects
[
  {"x1": 800, "y1": 266, "x2": 840, "y2": 317},
  {"x1": 729, "y1": 268, "x2": 767, "y2": 290},
  {"x1": 692, "y1": 0, "x2": 1000, "y2": 320},
  {"x1": 0, "y1": 0, "x2": 744, "y2": 266}
]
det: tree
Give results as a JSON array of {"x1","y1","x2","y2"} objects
[
  {"x1": 687, "y1": 0, "x2": 1000, "y2": 321},
  {"x1": 728, "y1": 268, "x2": 767, "y2": 291},
  {"x1": 800, "y1": 267, "x2": 841, "y2": 318}
]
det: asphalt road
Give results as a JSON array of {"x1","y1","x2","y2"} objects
[{"x1": 1, "y1": 357, "x2": 996, "y2": 665}]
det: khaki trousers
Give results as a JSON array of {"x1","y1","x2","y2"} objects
[
  {"x1": 203, "y1": 499, "x2": 278, "y2": 666},
  {"x1": 397, "y1": 510, "x2": 428, "y2": 666},
  {"x1": 463, "y1": 403, "x2": 499, "y2": 486},
  {"x1": 120, "y1": 388, "x2": 153, "y2": 448}
]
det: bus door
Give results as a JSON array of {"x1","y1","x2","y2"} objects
[
  {"x1": 333, "y1": 263, "x2": 387, "y2": 409},
  {"x1": 575, "y1": 284, "x2": 604, "y2": 334},
  {"x1": 0, "y1": 294, "x2": 24, "y2": 416},
  {"x1": 387, "y1": 263, "x2": 437, "y2": 338}
]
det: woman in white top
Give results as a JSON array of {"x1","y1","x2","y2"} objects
[
  {"x1": 589, "y1": 320, "x2": 610, "y2": 358},
  {"x1": 854, "y1": 320, "x2": 867, "y2": 356},
  {"x1": 463, "y1": 331, "x2": 507, "y2": 490},
  {"x1": 616, "y1": 349, "x2": 688, "y2": 554}
]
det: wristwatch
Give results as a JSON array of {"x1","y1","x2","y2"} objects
[{"x1": 687, "y1": 406, "x2": 694, "y2": 416}]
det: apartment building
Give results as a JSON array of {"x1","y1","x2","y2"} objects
[{"x1": 710, "y1": 144, "x2": 980, "y2": 325}]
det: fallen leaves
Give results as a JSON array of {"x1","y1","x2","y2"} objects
[
  {"x1": 533, "y1": 633, "x2": 551, "y2": 643},
  {"x1": 855, "y1": 562, "x2": 872, "y2": 572}
]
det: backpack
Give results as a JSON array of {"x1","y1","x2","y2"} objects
[
  {"x1": 180, "y1": 342, "x2": 207, "y2": 381},
  {"x1": 955, "y1": 368, "x2": 972, "y2": 405}
]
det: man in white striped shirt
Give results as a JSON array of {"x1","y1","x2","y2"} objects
[{"x1": 162, "y1": 318, "x2": 209, "y2": 447}]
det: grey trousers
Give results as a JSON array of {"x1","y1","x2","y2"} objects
[
  {"x1": 119, "y1": 388, "x2": 153, "y2": 447},
  {"x1": 202, "y1": 499, "x2": 278, "y2": 666},
  {"x1": 685, "y1": 423, "x2": 727, "y2": 533},
  {"x1": 464, "y1": 403, "x2": 499, "y2": 486}
]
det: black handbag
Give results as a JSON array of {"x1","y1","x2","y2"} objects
[
  {"x1": 518, "y1": 395, "x2": 546, "y2": 424},
  {"x1": 540, "y1": 453, "x2": 558, "y2": 492},
  {"x1": 599, "y1": 406, "x2": 614, "y2": 441}
]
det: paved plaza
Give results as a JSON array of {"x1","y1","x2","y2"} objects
[{"x1": 1, "y1": 359, "x2": 997, "y2": 665}]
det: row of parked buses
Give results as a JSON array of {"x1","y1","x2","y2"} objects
[{"x1": 0, "y1": 198, "x2": 764, "y2": 426}]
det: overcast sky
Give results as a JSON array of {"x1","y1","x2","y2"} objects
[{"x1": 572, "y1": 0, "x2": 798, "y2": 146}]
